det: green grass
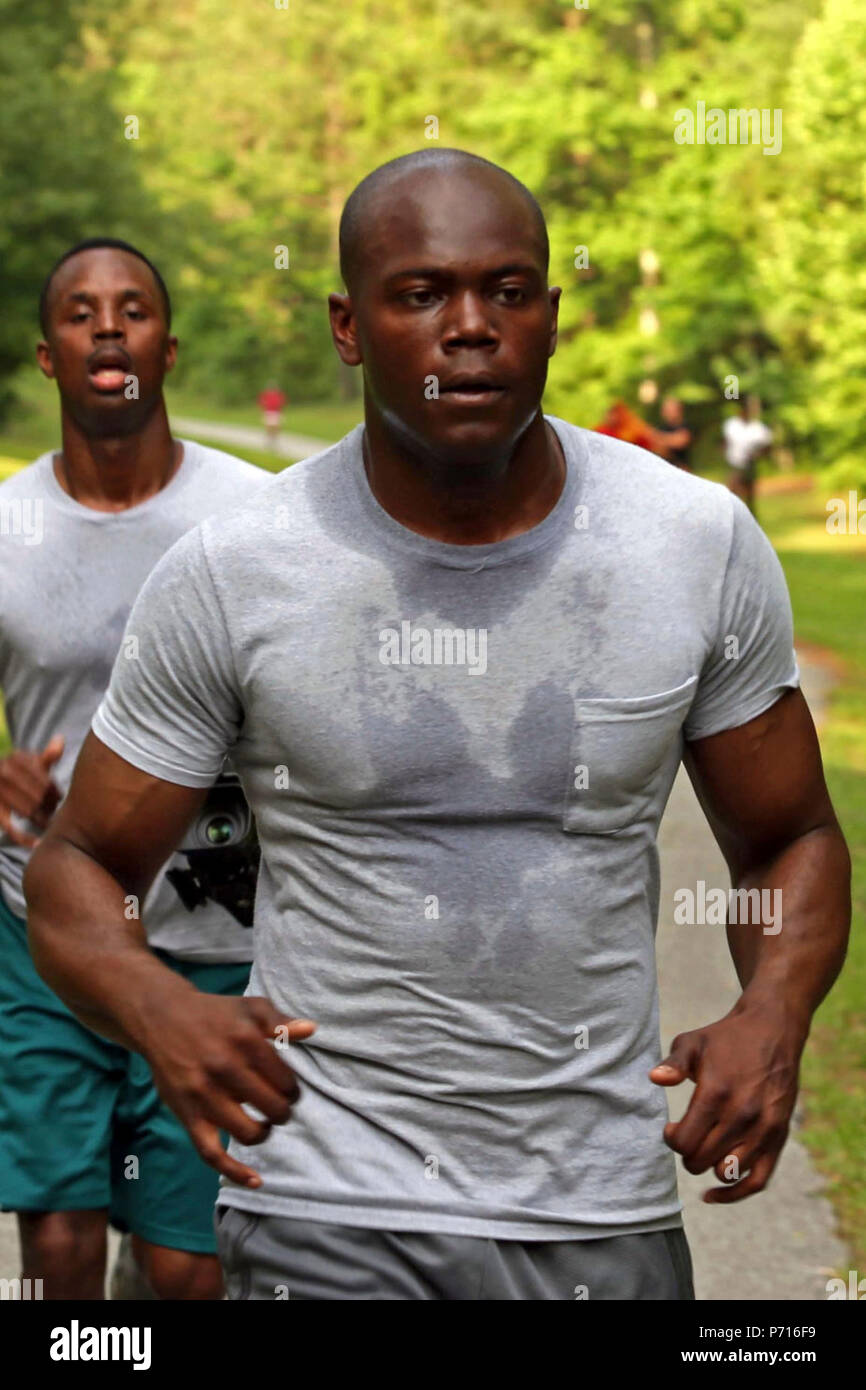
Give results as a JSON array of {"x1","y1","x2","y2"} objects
[
  {"x1": 758, "y1": 489, "x2": 866, "y2": 1268},
  {"x1": 0, "y1": 367, "x2": 352, "y2": 466},
  {"x1": 0, "y1": 373, "x2": 336, "y2": 476},
  {"x1": 215, "y1": 443, "x2": 291, "y2": 474},
  {"x1": 1, "y1": 364, "x2": 357, "y2": 452},
  {"x1": 164, "y1": 387, "x2": 361, "y2": 443}
]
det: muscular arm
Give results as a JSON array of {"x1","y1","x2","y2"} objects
[
  {"x1": 685, "y1": 686, "x2": 849, "y2": 1019},
  {"x1": 24, "y1": 730, "x2": 208, "y2": 1047},
  {"x1": 24, "y1": 731, "x2": 316, "y2": 1186},
  {"x1": 650, "y1": 688, "x2": 850, "y2": 1201}
]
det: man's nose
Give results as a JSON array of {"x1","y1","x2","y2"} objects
[
  {"x1": 442, "y1": 291, "x2": 498, "y2": 345},
  {"x1": 92, "y1": 309, "x2": 125, "y2": 338}
]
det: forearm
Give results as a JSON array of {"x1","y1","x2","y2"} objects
[
  {"x1": 726, "y1": 822, "x2": 851, "y2": 1031},
  {"x1": 24, "y1": 831, "x2": 199, "y2": 1050}
]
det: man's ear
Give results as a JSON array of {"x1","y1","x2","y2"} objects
[
  {"x1": 164, "y1": 334, "x2": 179, "y2": 374},
  {"x1": 548, "y1": 286, "x2": 562, "y2": 357},
  {"x1": 36, "y1": 340, "x2": 56, "y2": 380},
  {"x1": 328, "y1": 292, "x2": 362, "y2": 367}
]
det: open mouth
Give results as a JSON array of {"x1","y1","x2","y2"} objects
[{"x1": 87, "y1": 355, "x2": 131, "y2": 393}]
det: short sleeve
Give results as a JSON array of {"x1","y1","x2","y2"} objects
[
  {"x1": 683, "y1": 496, "x2": 800, "y2": 742},
  {"x1": 91, "y1": 525, "x2": 241, "y2": 786}
]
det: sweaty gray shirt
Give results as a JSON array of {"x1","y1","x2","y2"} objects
[
  {"x1": 0, "y1": 438, "x2": 271, "y2": 961},
  {"x1": 91, "y1": 418, "x2": 800, "y2": 1237}
]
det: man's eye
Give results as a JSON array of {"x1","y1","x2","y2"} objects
[
  {"x1": 126, "y1": 309, "x2": 146, "y2": 319},
  {"x1": 402, "y1": 289, "x2": 436, "y2": 306},
  {"x1": 71, "y1": 312, "x2": 91, "y2": 322},
  {"x1": 496, "y1": 286, "x2": 526, "y2": 304}
]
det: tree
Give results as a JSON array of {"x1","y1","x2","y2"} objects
[
  {"x1": 760, "y1": 0, "x2": 866, "y2": 478},
  {"x1": 3, "y1": 0, "x2": 822, "y2": 435},
  {"x1": 0, "y1": 0, "x2": 160, "y2": 418}
]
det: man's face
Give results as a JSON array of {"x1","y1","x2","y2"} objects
[
  {"x1": 661, "y1": 397, "x2": 682, "y2": 426},
  {"x1": 37, "y1": 248, "x2": 176, "y2": 437},
  {"x1": 332, "y1": 170, "x2": 560, "y2": 469}
]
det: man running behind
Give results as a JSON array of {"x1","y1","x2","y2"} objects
[{"x1": 0, "y1": 239, "x2": 271, "y2": 1298}]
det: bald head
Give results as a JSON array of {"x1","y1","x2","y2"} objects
[{"x1": 339, "y1": 149, "x2": 549, "y2": 296}]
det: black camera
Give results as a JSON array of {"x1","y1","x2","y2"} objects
[{"x1": 166, "y1": 771, "x2": 260, "y2": 927}]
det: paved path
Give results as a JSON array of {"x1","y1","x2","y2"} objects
[
  {"x1": 172, "y1": 416, "x2": 330, "y2": 462},
  {"x1": 0, "y1": 654, "x2": 849, "y2": 1297}
]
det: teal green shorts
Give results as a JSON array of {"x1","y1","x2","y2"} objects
[{"x1": 0, "y1": 891, "x2": 251, "y2": 1254}]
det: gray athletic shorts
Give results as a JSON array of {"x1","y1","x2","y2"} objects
[{"x1": 215, "y1": 1206, "x2": 695, "y2": 1301}]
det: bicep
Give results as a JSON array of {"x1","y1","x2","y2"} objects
[
  {"x1": 51, "y1": 731, "x2": 208, "y2": 899},
  {"x1": 683, "y1": 688, "x2": 836, "y2": 876}
]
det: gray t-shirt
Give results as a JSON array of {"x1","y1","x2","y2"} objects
[
  {"x1": 0, "y1": 438, "x2": 271, "y2": 961},
  {"x1": 91, "y1": 417, "x2": 800, "y2": 1237}
]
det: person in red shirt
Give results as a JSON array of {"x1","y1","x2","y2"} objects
[{"x1": 258, "y1": 382, "x2": 287, "y2": 450}]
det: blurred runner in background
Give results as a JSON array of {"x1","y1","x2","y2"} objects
[
  {"x1": 258, "y1": 381, "x2": 287, "y2": 450},
  {"x1": 654, "y1": 396, "x2": 693, "y2": 473},
  {"x1": 723, "y1": 396, "x2": 773, "y2": 515},
  {"x1": 594, "y1": 400, "x2": 658, "y2": 451}
]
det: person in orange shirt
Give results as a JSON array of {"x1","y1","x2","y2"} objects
[{"x1": 594, "y1": 400, "x2": 658, "y2": 452}]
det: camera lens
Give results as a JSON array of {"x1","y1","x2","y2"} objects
[{"x1": 206, "y1": 816, "x2": 235, "y2": 846}]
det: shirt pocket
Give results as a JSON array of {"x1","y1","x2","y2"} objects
[{"x1": 562, "y1": 674, "x2": 698, "y2": 835}]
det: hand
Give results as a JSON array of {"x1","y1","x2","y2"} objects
[
  {"x1": 0, "y1": 734, "x2": 65, "y2": 847},
  {"x1": 649, "y1": 1003, "x2": 806, "y2": 1203},
  {"x1": 141, "y1": 989, "x2": 317, "y2": 1188}
]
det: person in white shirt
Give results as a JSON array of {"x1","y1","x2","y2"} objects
[{"x1": 722, "y1": 397, "x2": 773, "y2": 514}]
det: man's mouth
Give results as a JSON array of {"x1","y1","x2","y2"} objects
[
  {"x1": 89, "y1": 369, "x2": 127, "y2": 391},
  {"x1": 87, "y1": 354, "x2": 131, "y2": 393},
  {"x1": 439, "y1": 377, "x2": 507, "y2": 405}
]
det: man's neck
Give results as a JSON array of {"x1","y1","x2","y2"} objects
[
  {"x1": 361, "y1": 410, "x2": 566, "y2": 546},
  {"x1": 53, "y1": 405, "x2": 182, "y2": 513}
]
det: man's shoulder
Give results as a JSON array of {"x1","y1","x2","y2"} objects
[
  {"x1": 176, "y1": 438, "x2": 286, "y2": 531},
  {"x1": 0, "y1": 454, "x2": 48, "y2": 498},
  {"x1": 550, "y1": 415, "x2": 732, "y2": 514},
  {"x1": 181, "y1": 439, "x2": 275, "y2": 490},
  {"x1": 194, "y1": 427, "x2": 360, "y2": 556}
]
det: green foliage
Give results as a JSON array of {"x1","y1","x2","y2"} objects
[
  {"x1": 760, "y1": 0, "x2": 866, "y2": 467},
  {"x1": 1, "y1": 0, "x2": 861, "y2": 460},
  {"x1": 0, "y1": 0, "x2": 161, "y2": 417},
  {"x1": 821, "y1": 456, "x2": 866, "y2": 497}
]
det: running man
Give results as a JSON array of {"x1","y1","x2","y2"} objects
[
  {"x1": 0, "y1": 238, "x2": 271, "y2": 1298},
  {"x1": 258, "y1": 382, "x2": 287, "y2": 451},
  {"x1": 723, "y1": 396, "x2": 773, "y2": 514},
  {"x1": 654, "y1": 395, "x2": 694, "y2": 472},
  {"x1": 26, "y1": 156, "x2": 850, "y2": 1301}
]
